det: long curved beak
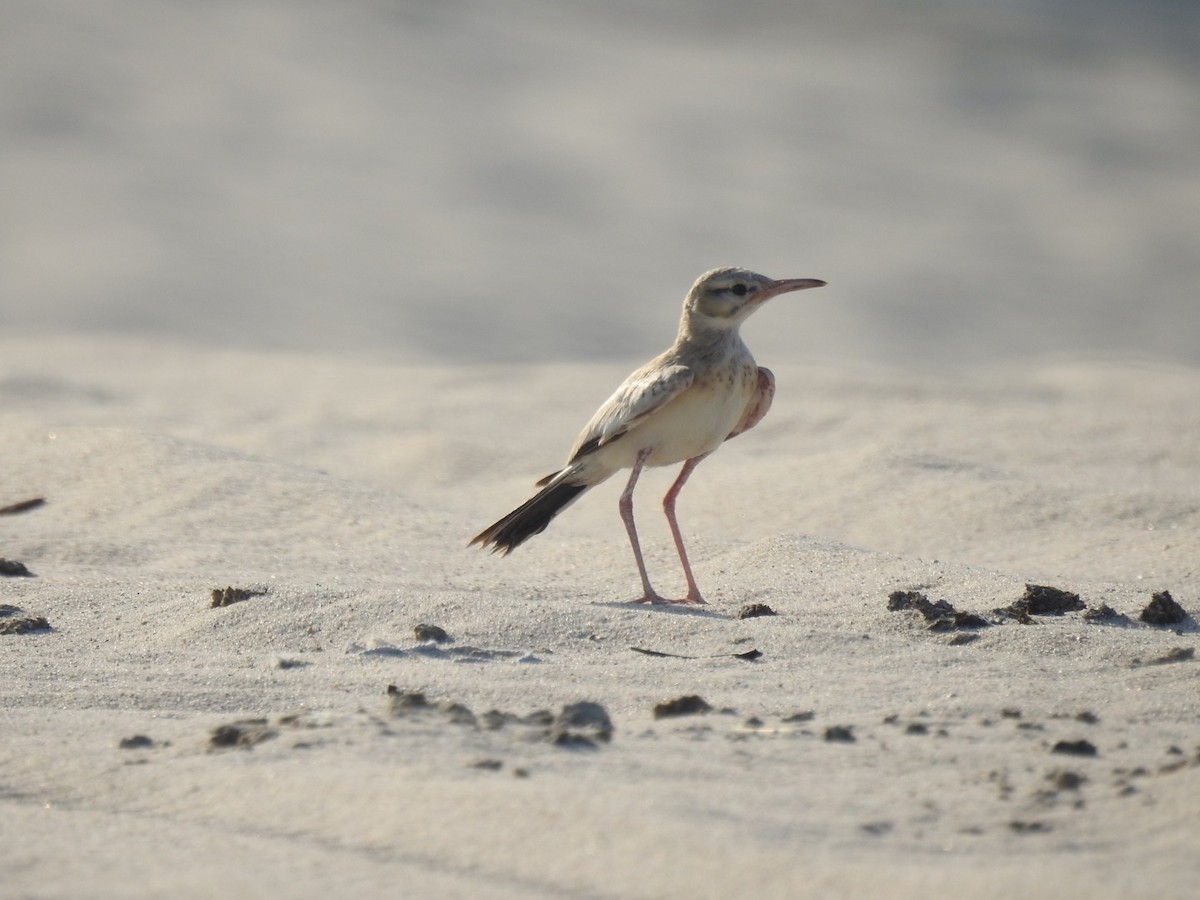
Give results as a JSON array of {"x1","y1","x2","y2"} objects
[{"x1": 761, "y1": 277, "x2": 826, "y2": 301}]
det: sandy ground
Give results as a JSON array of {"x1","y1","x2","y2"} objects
[
  {"x1": 3, "y1": 2, "x2": 1199, "y2": 895},
  {"x1": 2, "y1": 334, "x2": 1198, "y2": 898}
]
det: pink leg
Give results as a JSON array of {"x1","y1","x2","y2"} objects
[
  {"x1": 620, "y1": 448, "x2": 669, "y2": 604},
  {"x1": 662, "y1": 454, "x2": 709, "y2": 604}
]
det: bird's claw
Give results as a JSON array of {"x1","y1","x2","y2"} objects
[{"x1": 632, "y1": 593, "x2": 707, "y2": 606}]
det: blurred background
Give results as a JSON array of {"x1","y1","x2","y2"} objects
[{"x1": 3, "y1": 0, "x2": 1197, "y2": 368}]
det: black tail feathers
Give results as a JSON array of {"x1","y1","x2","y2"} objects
[{"x1": 469, "y1": 481, "x2": 587, "y2": 555}]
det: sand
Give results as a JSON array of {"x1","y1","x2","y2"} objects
[
  {"x1": 3, "y1": 334, "x2": 1198, "y2": 898},
  {"x1": 4, "y1": 1, "x2": 1199, "y2": 895}
]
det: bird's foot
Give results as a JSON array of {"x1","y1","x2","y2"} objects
[{"x1": 632, "y1": 592, "x2": 706, "y2": 606}]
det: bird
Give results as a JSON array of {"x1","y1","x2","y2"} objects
[{"x1": 470, "y1": 266, "x2": 827, "y2": 604}]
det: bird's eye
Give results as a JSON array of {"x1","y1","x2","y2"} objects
[{"x1": 730, "y1": 283, "x2": 747, "y2": 297}]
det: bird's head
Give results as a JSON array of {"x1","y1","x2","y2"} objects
[{"x1": 682, "y1": 267, "x2": 826, "y2": 334}]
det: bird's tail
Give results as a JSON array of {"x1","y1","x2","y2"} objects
[{"x1": 469, "y1": 478, "x2": 589, "y2": 555}]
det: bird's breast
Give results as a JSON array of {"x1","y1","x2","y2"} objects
[{"x1": 613, "y1": 361, "x2": 758, "y2": 469}]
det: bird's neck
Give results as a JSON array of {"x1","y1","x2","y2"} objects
[{"x1": 674, "y1": 316, "x2": 748, "y2": 357}]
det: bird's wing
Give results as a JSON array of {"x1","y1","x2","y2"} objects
[
  {"x1": 727, "y1": 366, "x2": 775, "y2": 439},
  {"x1": 565, "y1": 362, "x2": 694, "y2": 463}
]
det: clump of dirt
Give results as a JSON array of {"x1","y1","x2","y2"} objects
[
  {"x1": 118, "y1": 735, "x2": 156, "y2": 750},
  {"x1": 413, "y1": 623, "x2": 450, "y2": 642},
  {"x1": 1140, "y1": 591, "x2": 1187, "y2": 626},
  {"x1": 887, "y1": 590, "x2": 990, "y2": 631},
  {"x1": 999, "y1": 584, "x2": 1085, "y2": 622},
  {"x1": 1051, "y1": 739, "x2": 1098, "y2": 757},
  {"x1": 1048, "y1": 769, "x2": 1087, "y2": 791},
  {"x1": 385, "y1": 687, "x2": 476, "y2": 725},
  {"x1": 209, "y1": 719, "x2": 277, "y2": 749},
  {"x1": 737, "y1": 603, "x2": 777, "y2": 619},
  {"x1": 1083, "y1": 604, "x2": 1134, "y2": 625},
  {"x1": 653, "y1": 695, "x2": 712, "y2": 719},
  {"x1": 0, "y1": 611, "x2": 50, "y2": 634},
  {"x1": 210, "y1": 586, "x2": 267, "y2": 608},
  {"x1": 549, "y1": 701, "x2": 614, "y2": 747},
  {"x1": 385, "y1": 686, "x2": 613, "y2": 748},
  {"x1": 481, "y1": 709, "x2": 555, "y2": 730},
  {"x1": 0, "y1": 559, "x2": 33, "y2": 577},
  {"x1": 824, "y1": 725, "x2": 856, "y2": 743}
]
